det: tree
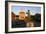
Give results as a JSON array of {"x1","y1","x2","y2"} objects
[{"x1": 34, "y1": 13, "x2": 41, "y2": 27}]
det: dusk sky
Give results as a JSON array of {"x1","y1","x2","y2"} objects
[{"x1": 11, "y1": 6, "x2": 41, "y2": 15}]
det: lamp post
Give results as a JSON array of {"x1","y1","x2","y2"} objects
[{"x1": 26, "y1": 10, "x2": 30, "y2": 18}]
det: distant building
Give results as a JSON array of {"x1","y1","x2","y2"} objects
[
  {"x1": 11, "y1": 12, "x2": 16, "y2": 21},
  {"x1": 19, "y1": 10, "x2": 25, "y2": 20}
]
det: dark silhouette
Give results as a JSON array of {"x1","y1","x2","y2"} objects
[{"x1": 34, "y1": 13, "x2": 41, "y2": 27}]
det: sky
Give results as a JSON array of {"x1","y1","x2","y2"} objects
[{"x1": 11, "y1": 6, "x2": 41, "y2": 15}]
